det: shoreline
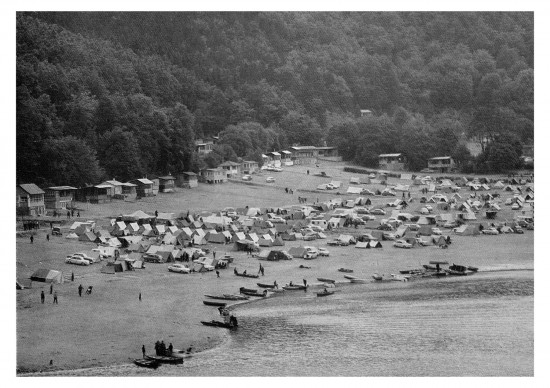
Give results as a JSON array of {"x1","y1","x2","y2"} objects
[{"x1": 17, "y1": 267, "x2": 533, "y2": 376}]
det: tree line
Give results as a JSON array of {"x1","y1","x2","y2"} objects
[{"x1": 17, "y1": 12, "x2": 533, "y2": 186}]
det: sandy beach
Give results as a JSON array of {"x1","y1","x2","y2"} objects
[{"x1": 16, "y1": 163, "x2": 534, "y2": 374}]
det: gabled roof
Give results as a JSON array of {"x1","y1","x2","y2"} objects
[
  {"x1": 218, "y1": 161, "x2": 241, "y2": 167},
  {"x1": 102, "y1": 180, "x2": 124, "y2": 186},
  {"x1": 18, "y1": 183, "x2": 45, "y2": 195},
  {"x1": 132, "y1": 178, "x2": 154, "y2": 185},
  {"x1": 47, "y1": 186, "x2": 78, "y2": 191}
]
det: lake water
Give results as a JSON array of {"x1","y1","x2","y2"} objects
[{"x1": 25, "y1": 270, "x2": 533, "y2": 377}]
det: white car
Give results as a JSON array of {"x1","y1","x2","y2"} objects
[
  {"x1": 354, "y1": 207, "x2": 370, "y2": 214},
  {"x1": 266, "y1": 177, "x2": 275, "y2": 183},
  {"x1": 168, "y1": 263, "x2": 191, "y2": 273},
  {"x1": 269, "y1": 216, "x2": 286, "y2": 224},
  {"x1": 318, "y1": 248, "x2": 330, "y2": 256},
  {"x1": 425, "y1": 205, "x2": 433, "y2": 212},
  {"x1": 272, "y1": 167, "x2": 283, "y2": 172},
  {"x1": 370, "y1": 209, "x2": 386, "y2": 215},
  {"x1": 65, "y1": 256, "x2": 91, "y2": 266},
  {"x1": 431, "y1": 228, "x2": 443, "y2": 235},
  {"x1": 361, "y1": 215, "x2": 377, "y2": 221},
  {"x1": 242, "y1": 175, "x2": 252, "y2": 181},
  {"x1": 393, "y1": 240, "x2": 413, "y2": 249},
  {"x1": 72, "y1": 252, "x2": 95, "y2": 263},
  {"x1": 482, "y1": 227, "x2": 500, "y2": 235}
]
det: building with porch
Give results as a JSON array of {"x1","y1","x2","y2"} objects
[
  {"x1": 428, "y1": 156, "x2": 455, "y2": 173},
  {"x1": 44, "y1": 186, "x2": 77, "y2": 211},
  {"x1": 219, "y1": 161, "x2": 241, "y2": 178},
  {"x1": 17, "y1": 183, "x2": 46, "y2": 216},
  {"x1": 76, "y1": 184, "x2": 112, "y2": 204},
  {"x1": 201, "y1": 168, "x2": 227, "y2": 184},
  {"x1": 379, "y1": 153, "x2": 406, "y2": 171},
  {"x1": 241, "y1": 161, "x2": 260, "y2": 174},
  {"x1": 155, "y1": 175, "x2": 176, "y2": 193},
  {"x1": 290, "y1": 146, "x2": 318, "y2": 165},
  {"x1": 195, "y1": 139, "x2": 214, "y2": 155}
]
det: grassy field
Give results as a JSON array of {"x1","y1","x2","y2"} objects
[{"x1": 16, "y1": 162, "x2": 534, "y2": 373}]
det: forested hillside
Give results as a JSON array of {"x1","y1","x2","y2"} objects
[{"x1": 16, "y1": 12, "x2": 533, "y2": 186}]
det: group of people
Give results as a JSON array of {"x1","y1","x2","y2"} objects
[
  {"x1": 154, "y1": 340, "x2": 174, "y2": 356},
  {"x1": 297, "y1": 197, "x2": 308, "y2": 204},
  {"x1": 284, "y1": 188, "x2": 294, "y2": 194},
  {"x1": 40, "y1": 285, "x2": 58, "y2": 304}
]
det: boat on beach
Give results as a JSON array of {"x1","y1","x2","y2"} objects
[
  {"x1": 349, "y1": 278, "x2": 369, "y2": 283},
  {"x1": 257, "y1": 282, "x2": 277, "y2": 288},
  {"x1": 343, "y1": 274, "x2": 357, "y2": 280},
  {"x1": 240, "y1": 289, "x2": 268, "y2": 297},
  {"x1": 205, "y1": 294, "x2": 249, "y2": 301},
  {"x1": 234, "y1": 270, "x2": 259, "y2": 278},
  {"x1": 134, "y1": 358, "x2": 160, "y2": 369},
  {"x1": 282, "y1": 284, "x2": 308, "y2": 290},
  {"x1": 317, "y1": 277, "x2": 335, "y2": 283},
  {"x1": 145, "y1": 355, "x2": 184, "y2": 365},
  {"x1": 316, "y1": 290, "x2": 335, "y2": 297},
  {"x1": 203, "y1": 300, "x2": 227, "y2": 307}
]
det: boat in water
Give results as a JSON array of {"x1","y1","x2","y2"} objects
[
  {"x1": 201, "y1": 318, "x2": 238, "y2": 329},
  {"x1": 349, "y1": 278, "x2": 369, "y2": 284},
  {"x1": 316, "y1": 290, "x2": 335, "y2": 297},
  {"x1": 257, "y1": 282, "x2": 277, "y2": 289},
  {"x1": 338, "y1": 268, "x2": 354, "y2": 273},
  {"x1": 343, "y1": 274, "x2": 357, "y2": 280},
  {"x1": 317, "y1": 277, "x2": 335, "y2": 283}
]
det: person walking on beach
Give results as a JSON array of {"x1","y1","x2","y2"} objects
[
  {"x1": 46, "y1": 234, "x2": 49, "y2": 242},
  {"x1": 71, "y1": 272, "x2": 74, "y2": 282},
  {"x1": 50, "y1": 283, "x2": 53, "y2": 294},
  {"x1": 30, "y1": 235, "x2": 33, "y2": 244},
  {"x1": 77, "y1": 211, "x2": 80, "y2": 217},
  {"x1": 216, "y1": 270, "x2": 220, "y2": 278},
  {"x1": 41, "y1": 290, "x2": 45, "y2": 304},
  {"x1": 142, "y1": 345, "x2": 146, "y2": 358},
  {"x1": 213, "y1": 250, "x2": 216, "y2": 259},
  {"x1": 155, "y1": 341, "x2": 160, "y2": 356},
  {"x1": 78, "y1": 284, "x2": 83, "y2": 297},
  {"x1": 53, "y1": 291, "x2": 58, "y2": 304},
  {"x1": 139, "y1": 292, "x2": 142, "y2": 301},
  {"x1": 168, "y1": 343, "x2": 173, "y2": 354},
  {"x1": 261, "y1": 266, "x2": 265, "y2": 276}
]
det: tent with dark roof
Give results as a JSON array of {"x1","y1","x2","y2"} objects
[{"x1": 30, "y1": 269, "x2": 64, "y2": 284}]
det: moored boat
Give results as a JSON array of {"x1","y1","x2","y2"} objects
[
  {"x1": 241, "y1": 289, "x2": 268, "y2": 297},
  {"x1": 317, "y1": 277, "x2": 335, "y2": 283},
  {"x1": 467, "y1": 266, "x2": 479, "y2": 272},
  {"x1": 200, "y1": 319, "x2": 238, "y2": 329},
  {"x1": 257, "y1": 282, "x2": 277, "y2": 288},
  {"x1": 239, "y1": 287, "x2": 258, "y2": 293},
  {"x1": 282, "y1": 284, "x2": 308, "y2": 290},
  {"x1": 205, "y1": 294, "x2": 249, "y2": 301},
  {"x1": 145, "y1": 355, "x2": 184, "y2": 365},
  {"x1": 203, "y1": 300, "x2": 227, "y2": 307},
  {"x1": 134, "y1": 358, "x2": 160, "y2": 369},
  {"x1": 234, "y1": 270, "x2": 259, "y2": 278},
  {"x1": 316, "y1": 290, "x2": 335, "y2": 297},
  {"x1": 349, "y1": 278, "x2": 368, "y2": 283},
  {"x1": 343, "y1": 274, "x2": 357, "y2": 280}
]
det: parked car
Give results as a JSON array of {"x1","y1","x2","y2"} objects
[
  {"x1": 354, "y1": 207, "x2": 370, "y2": 214},
  {"x1": 370, "y1": 208, "x2": 386, "y2": 215},
  {"x1": 303, "y1": 233, "x2": 317, "y2": 241},
  {"x1": 65, "y1": 256, "x2": 91, "y2": 266},
  {"x1": 142, "y1": 253, "x2": 163, "y2": 263},
  {"x1": 416, "y1": 237, "x2": 430, "y2": 246},
  {"x1": 266, "y1": 176, "x2": 275, "y2": 183},
  {"x1": 405, "y1": 223, "x2": 420, "y2": 231},
  {"x1": 377, "y1": 223, "x2": 394, "y2": 231},
  {"x1": 269, "y1": 216, "x2": 286, "y2": 224},
  {"x1": 482, "y1": 227, "x2": 499, "y2": 235},
  {"x1": 52, "y1": 226, "x2": 62, "y2": 236},
  {"x1": 442, "y1": 221, "x2": 459, "y2": 229},
  {"x1": 318, "y1": 248, "x2": 330, "y2": 256},
  {"x1": 420, "y1": 168, "x2": 435, "y2": 173},
  {"x1": 203, "y1": 264, "x2": 215, "y2": 271},
  {"x1": 431, "y1": 227, "x2": 443, "y2": 235},
  {"x1": 383, "y1": 232, "x2": 397, "y2": 241},
  {"x1": 272, "y1": 167, "x2": 283, "y2": 172},
  {"x1": 361, "y1": 215, "x2": 377, "y2": 221},
  {"x1": 327, "y1": 239, "x2": 349, "y2": 246},
  {"x1": 168, "y1": 263, "x2": 191, "y2": 273},
  {"x1": 72, "y1": 252, "x2": 95, "y2": 264},
  {"x1": 242, "y1": 175, "x2": 252, "y2": 181},
  {"x1": 393, "y1": 239, "x2": 413, "y2": 249}
]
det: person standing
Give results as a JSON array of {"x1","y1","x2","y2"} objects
[
  {"x1": 213, "y1": 250, "x2": 216, "y2": 259},
  {"x1": 168, "y1": 343, "x2": 173, "y2": 354},
  {"x1": 71, "y1": 272, "x2": 74, "y2": 282},
  {"x1": 50, "y1": 283, "x2": 53, "y2": 294},
  {"x1": 142, "y1": 345, "x2": 146, "y2": 358},
  {"x1": 41, "y1": 290, "x2": 45, "y2": 304},
  {"x1": 53, "y1": 291, "x2": 58, "y2": 304},
  {"x1": 30, "y1": 235, "x2": 34, "y2": 244},
  {"x1": 46, "y1": 234, "x2": 50, "y2": 242},
  {"x1": 216, "y1": 270, "x2": 220, "y2": 278},
  {"x1": 78, "y1": 284, "x2": 83, "y2": 297},
  {"x1": 261, "y1": 266, "x2": 265, "y2": 276},
  {"x1": 139, "y1": 292, "x2": 142, "y2": 301},
  {"x1": 77, "y1": 211, "x2": 80, "y2": 217}
]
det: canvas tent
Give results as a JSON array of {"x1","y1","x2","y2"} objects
[
  {"x1": 30, "y1": 269, "x2": 64, "y2": 284},
  {"x1": 288, "y1": 246, "x2": 307, "y2": 258}
]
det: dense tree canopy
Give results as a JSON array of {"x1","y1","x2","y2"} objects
[{"x1": 17, "y1": 12, "x2": 534, "y2": 185}]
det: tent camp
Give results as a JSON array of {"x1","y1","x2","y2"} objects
[
  {"x1": 453, "y1": 225, "x2": 480, "y2": 236},
  {"x1": 101, "y1": 260, "x2": 132, "y2": 273},
  {"x1": 30, "y1": 269, "x2": 64, "y2": 284},
  {"x1": 258, "y1": 238, "x2": 273, "y2": 247}
]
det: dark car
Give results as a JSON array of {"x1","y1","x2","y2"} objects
[{"x1": 52, "y1": 227, "x2": 62, "y2": 236}]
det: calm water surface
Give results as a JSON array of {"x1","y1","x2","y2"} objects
[{"x1": 27, "y1": 271, "x2": 533, "y2": 377}]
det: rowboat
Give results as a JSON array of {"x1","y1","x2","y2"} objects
[
  {"x1": 145, "y1": 355, "x2": 184, "y2": 365},
  {"x1": 234, "y1": 271, "x2": 259, "y2": 278},
  {"x1": 205, "y1": 294, "x2": 249, "y2": 301},
  {"x1": 257, "y1": 282, "x2": 277, "y2": 288},
  {"x1": 134, "y1": 358, "x2": 160, "y2": 369},
  {"x1": 241, "y1": 290, "x2": 268, "y2": 297},
  {"x1": 372, "y1": 273, "x2": 383, "y2": 281},
  {"x1": 316, "y1": 290, "x2": 335, "y2": 297},
  {"x1": 467, "y1": 266, "x2": 479, "y2": 272},
  {"x1": 317, "y1": 277, "x2": 335, "y2": 283},
  {"x1": 200, "y1": 320, "x2": 238, "y2": 329},
  {"x1": 349, "y1": 278, "x2": 368, "y2": 284},
  {"x1": 282, "y1": 284, "x2": 307, "y2": 290},
  {"x1": 343, "y1": 274, "x2": 357, "y2": 280},
  {"x1": 239, "y1": 287, "x2": 258, "y2": 293},
  {"x1": 338, "y1": 268, "x2": 354, "y2": 273},
  {"x1": 203, "y1": 300, "x2": 227, "y2": 307}
]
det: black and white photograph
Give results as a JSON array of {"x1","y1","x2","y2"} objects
[{"x1": 8, "y1": 1, "x2": 545, "y2": 382}]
